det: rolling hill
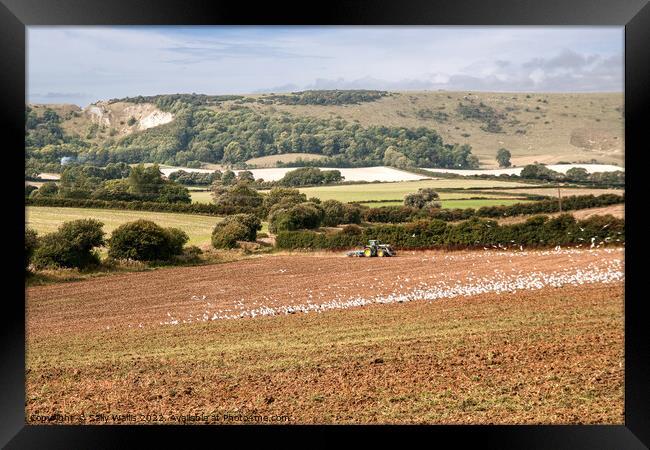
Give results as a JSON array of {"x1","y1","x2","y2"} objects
[{"x1": 27, "y1": 90, "x2": 624, "y2": 172}]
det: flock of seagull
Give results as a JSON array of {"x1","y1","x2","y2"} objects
[{"x1": 154, "y1": 248, "x2": 624, "y2": 328}]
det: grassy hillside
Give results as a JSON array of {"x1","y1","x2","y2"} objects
[
  {"x1": 28, "y1": 90, "x2": 623, "y2": 170},
  {"x1": 246, "y1": 153, "x2": 327, "y2": 168},
  {"x1": 237, "y1": 91, "x2": 624, "y2": 167}
]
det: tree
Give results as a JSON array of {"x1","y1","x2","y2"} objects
[
  {"x1": 404, "y1": 188, "x2": 441, "y2": 209},
  {"x1": 31, "y1": 181, "x2": 59, "y2": 198},
  {"x1": 211, "y1": 221, "x2": 248, "y2": 249},
  {"x1": 321, "y1": 199, "x2": 346, "y2": 227},
  {"x1": 262, "y1": 187, "x2": 307, "y2": 212},
  {"x1": 223, "y1": 141, "x2": 243, "y2": 164},
  {"x1": 520, "y1": 164, "x2": 562, "y2": 181},
  {"x1": 32, "y1": 219, "x2": 105, "y2": 269},
  {"x1": 212, "y1": 214, "x2": 261, "y2": 248},
  {"x1": 221, "y1": 170, "x2": 236, "y2": 186},
  {"x1": 108, "y1": 220, "x2": 188, "y2": 261},
  {"x1": 25, "y1": 185, "x2": 38, "y2": 197},
  {"x1": 496, "y1": 148, "x2": 512, "y2": 168},
  {"x1": 213, "y1": 182, "x2": 263, "y2": 211},
  {"x1": 157, "y1": 183, "x2": 191, "y2": 203},
  {"x1": 565, "y1": 167, "x2": 589, "y2": 182},
  {"x1": 127, "y1": 163, "x2": 165, "y2": 198},
  {"x1": 237, "y1": 170, "x2": 255, "y2": 184},
  {"x1": 279, "y1": 167, "x2": 343, "y2": 187},
  {"x1": 383, "y1": 146, "x2": 413, "y2": 169},
  {"x1": 91, "y1": 179, "x2": 136, "y2": 201},
  {"x1": 268, "y1": 202, "x2": 324, "y2": 233}
]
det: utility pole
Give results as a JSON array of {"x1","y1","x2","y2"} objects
[{"x1": 558, "y1": 186, "x2": 562, "y2": 212}]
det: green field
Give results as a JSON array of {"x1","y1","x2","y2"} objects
[
  {"x1": 190, "y1": 190, "x2": 214, "y2": 204},
  {"x1": 191, "y1": 180, "x2": 533, "y2": 205},
  {"x1": 359, "y1": 198, "x2": 533, "y2": 209},
  {"x1": 297, "y1": 179, "x2": 531, "y2": 202},
  {"x1": 246, "y1": 152, "x2": 327, "y2": 168},
  {"x1": 26, "y1": 207, "x2": 225, "y2": 247}
]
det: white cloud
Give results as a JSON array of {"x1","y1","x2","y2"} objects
[{"x1": 27, "y1": 26, "x2": 623, "y2": 106}]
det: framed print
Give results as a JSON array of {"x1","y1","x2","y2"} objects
[{"x1": 2, "y1": 0, "x2": 648, "y2": 447}]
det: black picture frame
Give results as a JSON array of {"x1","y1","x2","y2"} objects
[{"x1": 3, "y1": 0, "x2": 648, "y2": 447}]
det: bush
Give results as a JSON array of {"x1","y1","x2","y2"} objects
[
  {"x1": 212, "y1": 221, "x2": 249, "y2": 249},
  {"x1": 32, "y1": 219, "x2": 105, "y2": 269},
  {"x1": 174, "y1": 245, "x2": 202, "y2": 263},
  {"x1": 31, "y1": 182, "x2": 59, "y2": 198},
  {"x1": 342, "y1": 203, "x2": 363, "y2": 225},
  {"x1": 520, "y1": 164, "x2": 563, "y2": 181},
  {"x1": 213, "y1": 182, "x2": 263, "y2": 212},
  {"x1": 165, "y1": 227, "x2": 191, "y2": 255},
  {"x1": 262, "y1": 187, "x2": 307, "y2": 212},
  {"x1": 25, "y1": 228, "x2": 38, "y2": 270},
  {"x1": 321, "y1": 200, "x2": 346, "y2": 227},
  {"x1": 403, "y1": 188, "x2": 441, "y2": 209},
  {"x1": 269, "y1": 202, "x2": 324, "y2": 233},
  {"x1": 157, "y1": 183, "x2": 191, "y2": 204},
  {"x1": 211, "y1": 214, "x2": 262, "y2": 248},
  {"x1": 108, "y1": 220, "x2": 188, "y2": 261},
  {"x1": 25, "y1": 185, "x2": 38, "y2": 197},
  {"x1": 278, "y1": 167, "x2": 343, "y2": 187}
]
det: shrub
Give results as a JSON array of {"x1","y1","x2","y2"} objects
[
  {"x1": 165, "y1": 227, "x2": 191, "y2": 255},
  {"x1": 341, "y1": 224, "x2": 363, "y2": 235},
  {"x1": 213, "y1": 182, "x2": 263, "y2": 212},
  {"x1": 157, "y1": 183, "x2": 191, "y2": 204},
  {"x1": 211, "y1": 214, "x2": 262, "y2": 248},
  {"x1": 278, "y1": 167, "x2": 343, "y2": 187},
  {"x1": 31, "y1": 182, "x2": 59, "y2": 198},
  {"x1": 212, "y1": 221, "x2": 249, "y2": 249},
  {"x1": 108, "y1": 220, "x2": 188, "y2": 261},
  {"x1": 25, "y1": 185, "x2": 38, "y2": 197},
  {"x1": 269, "y1": 202, "x2": 324, "y2": 233},
  {"x1": 342, "y1": 203, "x2": 363, "y2": 225},
  {"x1": 32, "y1": 219, "x2": 105, "y2": 269},
  {"x1": 520, "y1": 164, "x2": 563, "y2": 181},
  {"x1": 404, "y1": 188, "x2": 441, "y2": 209},
  {"x1": 25, "y1": 228, "x2": 38, "y2": 270},
  {"x1": 321, "y1": 200, "x2": 346, "y2": 227},
  {"x1": 262, "y1": 187, "x2": 307, "y2": 212},
  {"x1": 174, "y1": 245, "x2": 202, "y2": 263}
]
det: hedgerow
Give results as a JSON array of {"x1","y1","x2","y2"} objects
[
  {"x1": 26, "y1": 196, "x2": 265, "y2": 217},
  {"x1": 362, "y1": 194, "x2": 624, "y2": 223},
  {"x1": 275, "y1": 214, "x2": 624, "y2": 250}
]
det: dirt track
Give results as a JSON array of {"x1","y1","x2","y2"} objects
[{"x1": 27, "y1": 247, "x2": 624, "y2": 337}]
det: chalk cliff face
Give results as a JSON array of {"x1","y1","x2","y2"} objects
[{"x1": 84, "y1": 101, "x2": 173, "y2": 134}]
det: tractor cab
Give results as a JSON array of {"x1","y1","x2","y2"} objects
[{"x1": 363, "y1": 240, "x2": 396, "y2": 257}]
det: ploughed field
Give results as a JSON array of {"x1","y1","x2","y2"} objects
[{"x1": 26, "y1": 248, "x2": 624, "y2": 424}]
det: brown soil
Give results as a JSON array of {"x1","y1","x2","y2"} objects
[{"x1": 26, "y1": 249, "x2": 624, "y2": 424}]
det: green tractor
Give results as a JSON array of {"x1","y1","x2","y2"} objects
[{"x1": 347, "y1": 240, "x2": 396, "y2": 257}]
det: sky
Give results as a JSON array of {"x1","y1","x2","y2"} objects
[{"x1": 27, "y1": 26, "x2": 624, "y2": 107}]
